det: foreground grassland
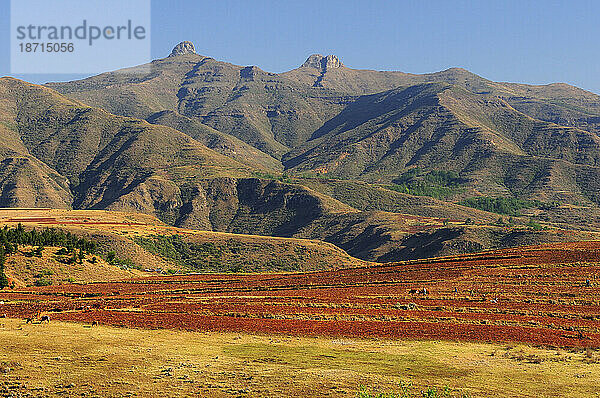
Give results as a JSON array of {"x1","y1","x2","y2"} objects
[{"x1": 1, "y1": 320, "x2": 599, "y2": 397}]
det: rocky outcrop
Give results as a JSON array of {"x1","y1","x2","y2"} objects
[
  {"x1": 301, "y1": 54, "x2": 344, "y2": 70},
  {"x1": 169, "y1": 41, "x2": 197, "y2": 57}
]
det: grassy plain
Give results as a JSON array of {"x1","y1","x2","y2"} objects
[{"x1": 1, "y1": 319, "x2": 600, "y2": 397}]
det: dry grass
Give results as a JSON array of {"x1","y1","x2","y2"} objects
[
  {"x1": 4, "y1": 246, "x2": 144, "y2": 287},
  {"x1": 1, "y1": 319, "x2": 600, "y2": 397}
]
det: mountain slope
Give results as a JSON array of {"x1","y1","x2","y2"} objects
[
  {"x1": 47, "y1": 45, "x2": 600, "y2": 178},
  {"x1": 146, "y1": 110, "x2": 282, "y2": 172},
  {"x1": 48, "y1": 54, "x2": 351, "y2": 159},
  {"x1": 282, "y1": 83, "x2": 600, "y2": 205},
  {"x1": 5, "y1": 77, "x2": 525, "y2": 262},
  {"x1": 0, "y1": 77, "x2": 252, "y2": 213}
]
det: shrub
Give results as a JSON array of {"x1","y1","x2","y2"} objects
[
  {"x1": 0, "y1": 247, "x2": 8, "y2": 289},
  {"x1": 526, "y1": 218, "x2": 543, "y2": 231},
  {"x1": 104, "y1": 251, "x2": 137, "y2": 269},
  {"x1": 34, "y1": 276, "x2": 52, "y2": 287},
  {"x1": 134, "y1": 235, "x2": 225, "y2": 271},
  {"x1": 33, "y1": 246, "x2": 44, "y2": 257},
  {"x1": 36, "y1": 269, "x2": 54, "y2": 277}
]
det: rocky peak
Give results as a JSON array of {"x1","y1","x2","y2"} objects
[
  {"x1": 301, "y1": 54, "x2": 343, "y2": 70},
  {"x1": 169, "y1": 41, "x2": 197, "y2": 57}
]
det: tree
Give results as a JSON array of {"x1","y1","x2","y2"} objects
[
  {"x1": 526, "y1": 218, "x2": 543, "y2": 231},
  {"x1": 0, "y1": 246, "x2": 8, "y2": 289},
  {"x1": 33, "y1": 245, "x2": 44, "y2": 257}
]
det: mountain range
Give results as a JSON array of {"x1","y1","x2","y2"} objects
[{"x1": 3, "y1": 41, "x2": 600, "y2": 262}]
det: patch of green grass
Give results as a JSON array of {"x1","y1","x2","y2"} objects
[
  {"x1": 459, "y1": 196, "x2": 551, "y2": 216},
  {"x1": 526, "y1": 218, "x2": 545, "y2": 231},
  {"x1": 223, "y1": 343, "x2": 469, "y2": 380},
  {"x1": 389, "y1": 169, "x2": 465, "y2": 200},
  {"x1": 35, "y1": 268, "x2": 54, "y2": 277},
  {"x1": 105, "y1": 250, "x2": 138, "y2": 270},
  {"x1": 33, "y1": 276, "x2": 52, "y2": 287}
]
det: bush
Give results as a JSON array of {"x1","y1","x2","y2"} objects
[
  {"x1": 34, "y1": 276, "x2": 52, "y2": 287},
  {"x1": 33, "y1": 246, "x2": 44, "y2": 257},
  {"x1": 356, "y1": 386, "x2": 402, "y2": 398},
  {"x1": 134, "y1": 234, "x2": 223, "y2": 271},
  {"x1": 104, "y1": 251, "x2": 137, "y2": 269},
  {"x1": 36, "y1": 269, "x2": 54, "y2": 277},
  {"x1": 0, "y1": 272, "x2": 8, "y2": 289},
  {"x1": 526, "y1": 218, "x2": 543, "y2": 231},
  {"x1": 0, "y1": 246, "x2": 8, "y2": 289}
]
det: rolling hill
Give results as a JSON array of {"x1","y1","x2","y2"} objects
[
  {"x1": 0, "y1": 77, "x2": 251, "y2": 212},
  {"x1": 0, "y1": 209, "x2": 368, "y2": 280}
]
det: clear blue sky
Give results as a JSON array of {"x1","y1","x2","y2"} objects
[{"x1": 1, "y1": 0, "x2": 599, "y2": 94}]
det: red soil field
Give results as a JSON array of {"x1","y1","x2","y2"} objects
[{"x1": 2, "y1": 241, "x2": 600, "y2": 347}]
